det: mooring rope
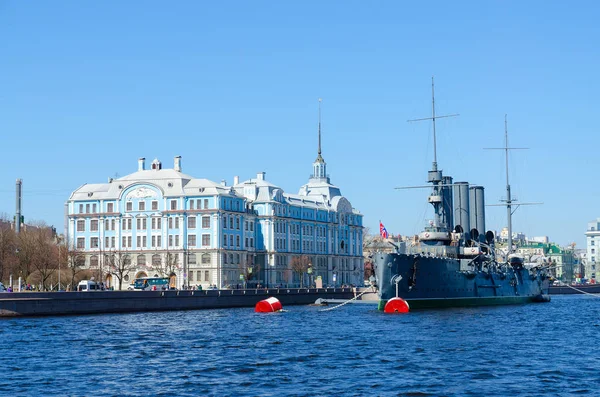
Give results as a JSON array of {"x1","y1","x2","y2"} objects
[{"x1": 318, "y1": 287, "x2": 375, "y2": 312}]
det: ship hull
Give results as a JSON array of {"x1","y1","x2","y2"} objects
[{"x1": 374, "y1": 253, "x2": 550, "y2": 310}]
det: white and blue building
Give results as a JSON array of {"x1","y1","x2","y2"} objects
[
  {"x1": 585, "y1": 218, "x2": 600, "y2": 281},
  {"x1": 67, "y1": 130, "x2": 363, "y2": 289}
]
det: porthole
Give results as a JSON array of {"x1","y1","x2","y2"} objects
[
  {"x1": 199, "y1": 188, "x2": 205, "y2": 193},
  {"x1": 168, "y1": 182, "x2": 173, "y2": 188},
  {"x1": 87, "y1": 192, "x2": 93, "y2": 197},
  {"x1": 118, "y1": 185, "x2": 123, "y2": 190}
]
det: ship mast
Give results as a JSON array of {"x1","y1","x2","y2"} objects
[
  {"x1": 407, "y1": 77, "x2": 459, "y2": 231},
  {"x1": 485, "y1": 115, "x2": 541, "y2": 257},
  {"x1": 431, "y1": 77, "x2": 438, "y2": 171},
  {"x1": 504, "y1": 115, "x2": 513, "y2": 255}
]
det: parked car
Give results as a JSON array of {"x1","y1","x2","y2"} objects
[
  {"x1": 77, "y1": 280, "x2": 104, "y2": 292},
  {"x1": 0, "y1": 282, "x2": 6, "y2": 292}
]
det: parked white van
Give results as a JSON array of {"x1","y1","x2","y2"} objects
[{"x1": 77, "y1": 280, "x2": 104, "y2": 292}]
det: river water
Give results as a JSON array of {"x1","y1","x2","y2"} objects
[{"x1": 0, "y1": 295, "x2": 599, "y2": 396}]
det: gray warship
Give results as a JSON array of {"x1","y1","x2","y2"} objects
[{"x1": 373, "y1": 80, "x2": 550, "y2": 310}]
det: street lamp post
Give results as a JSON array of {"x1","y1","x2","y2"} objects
[
  {"x1": 267, "y1": 254, "x2": 272, "y2": 289},
  {"x1": 57, "y1": 236, "x2": 61, "y2": 291},
  {"x1": 184, "y1": 250, "x2": 188, "y2": 290},
  {"x1": 246, "y1": 265, "x2": 252, "y2": 289}
]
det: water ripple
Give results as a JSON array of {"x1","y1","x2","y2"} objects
[{"x1": 0, "y1": 296, "x2": 597, "y2": 396}]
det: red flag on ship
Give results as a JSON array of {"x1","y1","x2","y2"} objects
[{"x1": 379, "y1": 221, "x2": 389, "y2": 239}]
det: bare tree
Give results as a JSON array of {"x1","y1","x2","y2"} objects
[
  {"x1": 363, "y1": 229, "x2": 396, "y2": 283},
  {"x1": 237, "y1": 254, "x2": 262, "y2": 288},
  {"x1": 151, "y1": 251, "x2": 179, "y2": 279},
  {"x1": 66, "y1": 245, "x2": 86, "y2": 290},
  {"x1": 363, "y1": 234, "x2": 391, "y2": 257},
  {"x1": 31, "y1": 227, "x2": 58, "y2": 290},
  {"x1": 106, "y1": 249, "x2": 136, "y2": 290},
  {"x1": 290, "y1": 255, "x2": 310, "y2": 288},
  {"x1": 0, "y1": 221, "x2": 17, "y2": 284},
  {"x1": 15, "y1": 227, "x2": 37, "y2": 283}
]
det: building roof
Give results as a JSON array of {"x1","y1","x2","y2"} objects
[{"x1": 69, "y1": 159, "x2": 234, "y2": 201}]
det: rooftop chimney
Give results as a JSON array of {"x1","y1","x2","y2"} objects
[
  {"x1": 15, "y1": 179, "x2": 22, "y2": 234},
  {"x1": 233, "y1": 176, "x2": 239, "y2": 185},
  {"x1": 257, "y1": 172, "x2": 265, "y2": 181},
  {"x1": 221, "y1": 179, "x2": 227, "y2": 186},
  {"x1": 174, "y1": 156, "x2": 182, "y2": 172},
  {"x1": 138, "y1": 157, "x2": 146, "y2": 171}
]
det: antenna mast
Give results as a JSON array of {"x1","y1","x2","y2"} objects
[
  {"x1": 431, "y1": 78, "x2": 438, "y2": 170},
  {"x1": 504, "y1": 115, "x2": 513, "y2": 255},
  {"x1": 408, "y1": 76, "x2": 459, "y2": 171},
  {"x1": 318, "y1": 98, "x2": 322, "y2": 156},
  {"x1": 485, "y1": 115, "x2": 541, "y2": 257},
  {"x1": 407, "y1": 77, "x2": 459, "y2": 231}
]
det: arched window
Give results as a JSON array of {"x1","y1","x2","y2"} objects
[
  {"x1": 137, "y1": 255, "x2": 146, "y2": 266},
  {"x1": 201, "y1": 253, "x2": 211, "y2": 264},
  {"x1": 123, "y1": 255, "x2": 131, "y2": 266},
  {"x1": 188, "y1": 254, "x2": 197, "y2": 265},
  {"x1": 152, "y1": 254, "x2": 161, "y2": 266},
  {"x1": 76, "y1": 255, "x2": 86, "y2": 267},
  {"x1": 90, "y1": 255, "x2": 99, "y2": 267}
]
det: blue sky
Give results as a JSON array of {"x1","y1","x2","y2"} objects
[{"x1": 0, "y1": 1, "x2": 598, "y2": 248}]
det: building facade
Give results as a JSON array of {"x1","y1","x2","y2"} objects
[
  {"x1": 585, "y1": 218, "x2": 600, "y2": 282},
  {"x1": 67, "y1": 137, "x2": 363, "y2": 289}
]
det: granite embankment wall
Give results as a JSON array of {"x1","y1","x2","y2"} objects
[{"x1": 0, "y1": 288, "x2": 355, "y2": 317}]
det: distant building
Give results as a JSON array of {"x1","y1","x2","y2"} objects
[
  {"x1": 585, "y1": 218, "x2": 600, "y2": 282},
  {"x1": 499, "y1": 227, "x2": 526, "y2": 245},
  {"x1": 573, "y1": 249, "x2": 586, "y2": 281},
  {"x1": 529, "y1": 236, "x2": 549, "y2": 244},
  {"x1": 547, "y1": 244, "x2": 575, "y2": 283},
  {"x1": 66, "y1": 123, "x2": 363, "y2": 289}
]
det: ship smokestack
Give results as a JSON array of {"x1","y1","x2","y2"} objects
[
  {"x1": 442, "y1": 176, "x2": 454, "y2": 230},
  {"x1": 469, "y1": 186, "x2": 486, "y2": 236},
  {"x1": 453, "y1": 182, "x2": 470, "y2": 233}
]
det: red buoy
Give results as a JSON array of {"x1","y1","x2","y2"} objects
[
  {"x1": 383, "y1": 297, "x2": 410, "y2": 313},
  {"x1": 255, "y1": 297, "x2": 283, "y2": 313}
]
